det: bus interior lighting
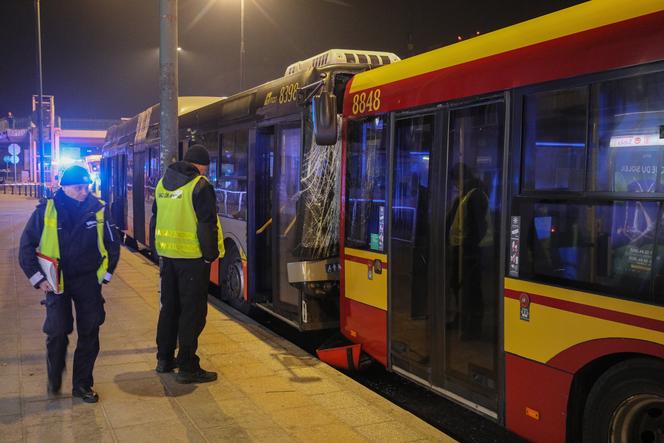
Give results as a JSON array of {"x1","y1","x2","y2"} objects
[{"x1": 534, "y1": 141, "x2": 585, "y2": 148}]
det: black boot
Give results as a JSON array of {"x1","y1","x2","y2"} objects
[
  {"x1": 155, "y1": 359, "x2": 177, "y2": 373},
  {"x1": 72, "y1": 386, "x2": 99, "y2": 403},
  {"x1": 46, "y1": 353, "x2": 64, "y2": 395},
  {"x1": 176, "y1": 368, "x2": 217, "y2": 384},
  {"x1": 47, "y1": 376, "x2": 61, "y2": 395}
]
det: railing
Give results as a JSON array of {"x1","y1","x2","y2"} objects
[
  {"x1": 0, "y1": 117, "x2": 120, "y2": 131},
  {"x1": 215, "y1": 189, "x2": 247, "y2": 219},
  {"x1": 59, "y1": 118, "x2": 120, "y2": 131},
  {"x1": 0, "y1": 117, "x2": 32, "y2": 130},
  {"x1": 0, "y1": 183, "x2": 55, "y2": 198}
]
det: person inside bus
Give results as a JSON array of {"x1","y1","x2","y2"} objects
[
  {"x1": 446, "y1": 163, "x2": 490, "y2": 340},
  {"x1": 151, "y1": 144, "x2": 225, "y2": 383},
  {"x1": 18, "y1": 165, "x2": 121, "y2": 403},
  {"x1": 410, "y1": 174, "x2": 429, "y2": 320}
]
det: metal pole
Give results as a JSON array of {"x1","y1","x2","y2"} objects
[
  {"x1": 160, "y1": 0, "x2": 178, "y2": 171},
  {"x1": 240, "y1": 0, "x2": 245, "y2": 90},
  {"x1": 35, "y1": 0, "x2": 45, "y2": 195}
]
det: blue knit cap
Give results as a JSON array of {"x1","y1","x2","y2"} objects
[{"x1": 60, "y1": 165, "x2": 92, "y2": 186}]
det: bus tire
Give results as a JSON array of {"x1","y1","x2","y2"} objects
[
  {"x1": 220, "y1": 244, "x2": 250, "y2": 314},
  {"x1": 582, "y1": 357, "x2": 664, "y2": 443}
]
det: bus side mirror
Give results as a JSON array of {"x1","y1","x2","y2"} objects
[{"x1": 312, "y1": 91, "x2": 337, "y2": 146}]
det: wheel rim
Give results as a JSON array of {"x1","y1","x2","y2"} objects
[
  {"x1": 610, "y1": 394, "x2": 664, "y2": 443},
  {"x1": 225, "y1": 259, "x2": 244, "y2": 301}
]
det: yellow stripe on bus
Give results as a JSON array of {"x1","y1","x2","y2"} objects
[
  {"x1": 505, "y1": 297, "x2": 664, "y2": 364},
  {"x1": 350, "y1": 0, "x2": 664, "y2": 94},
  {"x1": 344, "y1": 247, "x2": 388, "y2": 311},
  {"x1": 344, "y1": 247, "x2": 387, "y2": 262},
  {"x1": 505, "y1": 278, "x2": 664, "y2": 323}
]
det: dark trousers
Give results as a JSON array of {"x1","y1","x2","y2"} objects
[
  {"x1": 156, "y1": 257, "x2": 210, "y2": 372},
  {"x1": 42, "y1": 273, "x2": 105, "y2": 389}
]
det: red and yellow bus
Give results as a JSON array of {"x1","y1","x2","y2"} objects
[{"x1": 331, "y1": 1, "x2": 664, "y2": 441}]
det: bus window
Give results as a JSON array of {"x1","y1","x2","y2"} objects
[
  {"x1": 218, "y1": 130, "x2": 248, "y2": 220},
  {"x1": 148, "y1": 146, "x2": 160, "y2": 187},
  {"x1": 522, "y1": 87, "x2": 587, "y2": 192},
  {"x1": 524, "y1": 200, "x2": 659, "y2": 303},
  {"x1": 589, "y1": 71, "x2": 664, "y2": 193},
  {"x1": 654, "y1": 209, "x2": 664, "y2": 305},
  {"x1": 345, "y1": 116, "x2": 388, "y2": 251}
]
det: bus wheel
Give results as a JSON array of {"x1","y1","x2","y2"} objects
[
  {"x1": 220, "y1": 245, "x2": 249, "y2": 313},
  {"x1": 582, "y1": 358, "x2": 664, "y2": 443}
]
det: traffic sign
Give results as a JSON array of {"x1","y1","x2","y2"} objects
[
  {"x1": 7, "y1": 155, "x2": 19, "y2": 165},
  {"x1": 8, "y1": 143, "x2": 20, "y2": 155}
]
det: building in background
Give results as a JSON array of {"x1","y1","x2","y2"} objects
[{"x1": 0, "y1": 95, "x2": 119, "y2": 185}]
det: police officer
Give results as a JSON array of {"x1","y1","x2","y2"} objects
[
  {"x1": 19, "y1": 165, "x2": 120, "y2": 403},
  {"x1": 151, "y1": 144, "x2": 224, "y2": 383}
]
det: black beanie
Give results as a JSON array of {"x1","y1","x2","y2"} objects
[
  {"x1": 60, "y1": 165, "x2": 92, "y2": 186},
  {"x1": 184, "y1": 144, "x2": 210, "y2": 166}
]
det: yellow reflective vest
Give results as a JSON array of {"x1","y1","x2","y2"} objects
[
  {"x1": 39, "y1": 199, "x2": 109, "y2": 292},
  {"x1": 155, "y1": 175, "x2": 225, "y2": 259},
  {"x1": 449, "y1": 188, "x2": 493, "y2": 248}
]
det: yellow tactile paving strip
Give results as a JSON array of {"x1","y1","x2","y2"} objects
[{"x1": 0, "y1": 194, "x2": 454, "y2": 443}]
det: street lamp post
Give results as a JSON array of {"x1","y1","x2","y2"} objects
[
  {"x1": 240, "y1": 0, "x2": 245, "y2": 90},
  {"x1": 160, "y1": 0, "x2": 179, "y2": 171},
  {"x1": 34, "y1": 0, "x2": 45, "y2": 195}
]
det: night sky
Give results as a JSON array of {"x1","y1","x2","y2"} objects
[{"x1": 0, "y1": 0, "x2": 583, "y2": 120}]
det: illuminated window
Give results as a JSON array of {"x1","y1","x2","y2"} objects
[
  {"x1": 522, "y1": 88, "x2": 587, "y2": 192},
  {"x1": 345, "y1": 116, "x2": 388, "y2": 251}
]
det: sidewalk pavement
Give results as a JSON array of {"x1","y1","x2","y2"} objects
[{"x1": 0, "y1": 194, "x2": 455, "y2": 442}]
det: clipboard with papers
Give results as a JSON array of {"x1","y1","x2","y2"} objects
[{"x1": 36, "y1": 252, "x2": 63, "y2": 294}]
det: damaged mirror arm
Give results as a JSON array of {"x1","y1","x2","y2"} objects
[{"x1": 299, "y1": 73, "x2": 338, "y2": 146}]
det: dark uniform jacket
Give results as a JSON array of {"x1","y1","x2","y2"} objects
[
  {"x1": 150, "y1": 161, "x2": 219, "y2": 262},
  {"x1": 18, "y1": 190, "x2": 121, "y2": 287}
]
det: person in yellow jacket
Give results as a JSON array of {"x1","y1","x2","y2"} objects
[
  {"x1": 150, "y1": 145, "x2": 224, "y2": 383},
  {"x1": 18, "y1": 165, "x2": 120, "y2": 403},
  {"x1": 446, "y1": 163, "x2": 490, "y2": 341}
]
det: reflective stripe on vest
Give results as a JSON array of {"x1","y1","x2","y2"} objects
[
  {"x1": 155, "y1": 175, "x2": 226, "y2": 259},
  {"x1": 39, "y1": 199, "x2": 109, "y2": 291}
]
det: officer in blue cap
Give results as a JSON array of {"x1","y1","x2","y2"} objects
[{"x1": 18, "y1": 165, "x2": 121, "y2": 403}]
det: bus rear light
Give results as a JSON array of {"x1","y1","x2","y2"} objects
[
  {"x1": 349, "y1": 329, "x2": 358, "y2": 338},
  {"x1": 525, "y1": 407, "x2": 540, "y2": 420}
]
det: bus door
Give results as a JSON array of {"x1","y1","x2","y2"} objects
[
  {"x1": 388, "y1": 100, "x2": 505, "y2": 415},
  {"x1": 126, "y1": 148, "x2": 135, "y2": 238},
  {"x1": 133, "y1": 149, "x2": 146, "y2": 245},
  {"x1": 272, "y1": 124, "x2": 303, "y2": 318},
  {"x1": 254, "y1": 127, "x2": 275, "y2": 297},
  {"x1": 389, "y1": 113, "x2": 437, "y2": 381},
  {"x1": 114, "y1": 152, "x2": 127, "y2": 231},
  {"x1": 436, "y1": 100, "x2": 505, "y2": 414}
]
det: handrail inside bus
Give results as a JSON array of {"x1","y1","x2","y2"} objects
[{"x1": 256, "y1": 218, "x2": 272, "y2": 235}]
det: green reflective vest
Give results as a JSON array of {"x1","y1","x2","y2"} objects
[
  {"x1": 155, "y1": 175, "x2": 225, "y2": 259},
  {"x1": 39, "y1": 199, "x2": 109, "y2": 292}
]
